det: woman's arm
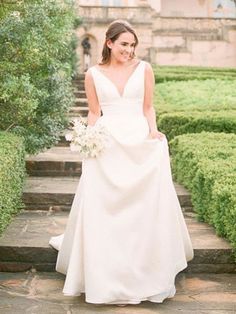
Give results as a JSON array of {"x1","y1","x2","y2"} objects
[
  {"x1": 143, "y1": 62, "x2": 165, "y2": 140},
  {"x1": 84, "y1": 69, "x2": 101, "y2": 126}
]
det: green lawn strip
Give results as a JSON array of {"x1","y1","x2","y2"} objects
[{"x1": 154, "y1": 79, "x2": 236, "y2": 115}]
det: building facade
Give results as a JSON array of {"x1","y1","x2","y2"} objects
[{"x1": 76, "y1": 0, "x2": 236, "y2": 71}]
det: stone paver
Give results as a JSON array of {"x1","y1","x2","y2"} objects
[
  {"x1": 0, "y1": 271, "x2": 235, "y2": 313},
  {"x1": 0, "y1": 211, "x2": 234, "y2": 272}
]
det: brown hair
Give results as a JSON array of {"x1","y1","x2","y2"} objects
[{"x1": 100, "y1": 20, "x2": 139, "y2": 65}]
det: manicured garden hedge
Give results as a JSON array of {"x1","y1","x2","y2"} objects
[
  {"x1": 170, "y1": 132, "x2": 236, "y2": 255},
  {"x1": 0, "y1": 132, "x2": 26, "y2": 235},
  {"x1": 153, "y1": 65, "x2": 236, "y2": 83},
  {"x1": 154, "y1": 79, "x2": 236, "y2": 115},
  {"x1": 0, "y1": 0, "x2": 77, "y2": 154},
  {"x1": 158, "y1": 110, "x2": 236, "y2": 140}
]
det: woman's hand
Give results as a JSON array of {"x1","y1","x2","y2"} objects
[{"x1": 149, "y1": 130, "x2": 165, "y2": 140}]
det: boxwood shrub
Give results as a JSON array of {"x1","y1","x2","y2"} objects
[
  {"x1": 0, "y1": 131, "x2": 26, "y2": 235},
  {"x1": 158, "y1": 110, "x2": 236, "y2": 140},
  {"x1": 170, "y1": 132, "x2": 236, "y2": 255}
]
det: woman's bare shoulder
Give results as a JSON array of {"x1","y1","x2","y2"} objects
[
  {"x1": 84, "y1": 66, "x2": 96, "y2": 84},
  {"x1": 142, "y1": 61, "x2": 154, "y2": 74},
  {"x1": 141, "y1": 60, "x2": 152, "y2": 68}
]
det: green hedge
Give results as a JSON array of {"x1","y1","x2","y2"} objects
[
  {"x1": 0, "y1": 131, "x2": 26, "y2": 235},
  {"x1": 153, "y1": 65, "x2": 236, "y2": 83},
  {"x1": 0, "y1": 0, "x2": 77, "y2": 154},
  {"x1": 170, "y1": 132, "x2": 236, "y2": 255},
  {"x1": 154, "y1": 79, "x2": 236, "y2": 115},
  {"x1": 158, "y1": 110, "x2": 236, "y2": 140}
]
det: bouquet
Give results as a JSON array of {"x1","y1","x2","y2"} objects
[{"x1": 65, "y1": 117, "x2": 110, "y2": 159}]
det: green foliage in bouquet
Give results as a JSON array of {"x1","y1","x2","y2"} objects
[
  {"x1": 0, "y1": 131, "x2": 26, "y2": 235},
  {"x1": 158, "y1": 110, "x2": 236, "y2": 140},
  {"x1": 0, "y1": 0, "x2": 78, "y2": 154},
  {"x1": 154, "y1": 79, "x2": 236, "y2": 115},
  {"x1": 170, "y1": 132, "x2": 236, "y2": 257}
]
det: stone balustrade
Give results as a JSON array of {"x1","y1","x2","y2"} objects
[{"x1": 77, "y1": 5, "x2": 154, "y2": 24}]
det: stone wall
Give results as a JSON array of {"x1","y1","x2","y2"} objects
[
  {"x1": 76, "y1": 4, "x2": 236, "y2": 71},
  {"x1": 153, "y1": 17, "x2": 236, "y2": 67},
  {"x1": 161, "y1": 0, "x2": 236, "y2": 18}
]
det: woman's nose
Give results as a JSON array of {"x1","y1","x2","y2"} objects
[{"x1": 125, "y1": 45, "x2": 133, "y2": 53}]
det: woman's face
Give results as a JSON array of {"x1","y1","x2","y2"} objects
[{"x1": 107, "y1": 31, "x2": 136, "y2": 63}]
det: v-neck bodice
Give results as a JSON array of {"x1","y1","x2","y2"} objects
[
  {"x1": 93, "y1": 60, "x2": 142, "y2": 98},
  {"x1": 89, "y1": 60, "x2": 145, "y2": 117}
]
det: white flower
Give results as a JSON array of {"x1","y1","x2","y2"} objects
[
  {"x1": 65, "y1": 132, "x2": 73, "y2": 141},
  {"x1": 65, "y1": 117, "x2": 110, "y2": 158}
]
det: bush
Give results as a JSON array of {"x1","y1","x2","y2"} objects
[
  {"x1": 154, "y1": 79, "x2": 236, "y2": 115},
  {"x1": 0, "y1": 131, "x2": 26, "y2": 235},
  {"x1": 158, "y1": 110, "x2": 236, "y2": 140},
  {"x1": 0, "y1": 0, "x2": 77, "y2": 154},
  {"x1": 170, "y1": 132, "x2": 236, "y2": 255}
]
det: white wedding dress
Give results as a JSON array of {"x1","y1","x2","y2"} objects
[{"x1": 49, "y1": 60, "x2": 194, "y2": 305}]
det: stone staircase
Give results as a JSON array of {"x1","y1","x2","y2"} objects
[{"x1": 0, "y1": 74, "x2": 235, "y2": 274}]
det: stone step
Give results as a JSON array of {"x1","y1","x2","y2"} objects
[
  {"x1": 0, "y1": 210, "x2": 234, "y2": 272},
  {"x1": 26, "y1": 147, "x2": 82, "y2": 177},
  {"x1": 73, "y1": 82, "x2": 85, "y2": 90},
  {"x1": 74, "y1": 74, "x2": 85, "y2": 80},
  {"x1": 69, "y1": 106, "x2": 88, "y2": 113},
  {"x1": 68, "y1": 107, "x2": 88, "y2": 117},
  {"x1": 22, "y1": 176, "x2": 192, "y2": 210},
  {"x1": 74, "y1": 90, "x2": 86, "y2": 98},
  {"x1": 75, "y1": 98, "x2": 87, "y2": 107},
  {"x1": 23, "y1": 177, "x2": 79, "y2": 210},
  {"x1": 68, "y1": 112, "x2": 87, "y2": 118},
  {"x1": 73, "y1": 76, "x2": 85, "y2": 82}
]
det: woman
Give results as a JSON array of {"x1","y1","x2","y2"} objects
[{"x1": 49, "y1": 19, "x2": 194, "y2": 305}]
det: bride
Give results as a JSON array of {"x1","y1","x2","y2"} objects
[{"x1": 49, "y1": 19, "x2": 194, "y2": 306}]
